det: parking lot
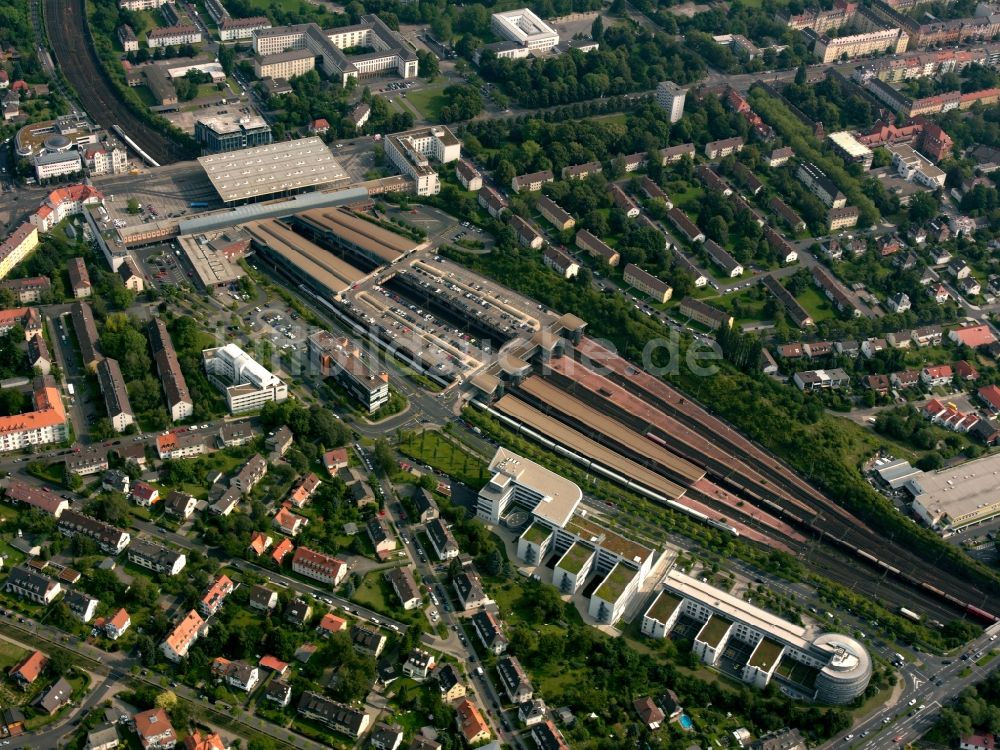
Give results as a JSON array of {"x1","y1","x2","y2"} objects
[
  {"x1": 248, "y1": 305, "x2": 310, "y2": 355},
  {"x1": 94, "y1": 163, "x2": 223, "y2": 226},
  {"x1": 134, "y1": 242, "x2": 189, "y2": 287}
]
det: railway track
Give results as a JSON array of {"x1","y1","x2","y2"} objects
[
  {"x1": 573, "y1": 338, "x2": 1000, "y2": 621},
  {"x1": 43, "y1": 0, "x2": 189, "y2": 165}
]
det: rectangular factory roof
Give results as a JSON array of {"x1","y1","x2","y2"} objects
[
  {"x1": 909, "y1": 452, "x2": 1000, "y2": 527},
  {"x1": 198, "y1": 137, "x2": 348, "y2": 203}
]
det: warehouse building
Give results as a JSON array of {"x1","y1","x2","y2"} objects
[{"x1": 908, "y1": 452, "x2": 1000, "y2": 533}]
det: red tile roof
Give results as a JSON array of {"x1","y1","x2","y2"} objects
[
  {"x1": 271, "y1": 537, "x2": 294, "y2": 564},
  {"x1": 9, "y1": 650, "x2": 46, "y2": 684}
]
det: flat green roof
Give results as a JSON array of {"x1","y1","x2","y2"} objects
[
  {"x1": 697, "y1": 615, "x2": 731, "y2": 647},
  {"x1": 557, "y1": 543, "x2": 593, "y2": 575},
  {"x1": 646, "y1": 590, "x2": 682, "y2": 623},
  {"x1": 595, "y1": 563, "x2": 636, "y2": 603},
  {"x1": 748, "y1": 637, "x2": 783, "y2": 670},
  {"x1": 522, "y1": 522, "x2": 553, "y2": 545}
]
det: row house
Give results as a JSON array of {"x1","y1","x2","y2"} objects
[
  {"x1": 58, "y1": 510, "x2": 130, "y2": 554},
  {"x1": 128, "y1": 538, "x2": 187, "y2": 575},
  {"x1": 609, "y1": 184, "x2": 639, "y2": 218},
  {"x1": 510, "y1": 215, "x2": 543, "y2": 249},
  {"x1": 291, "y1": 547, "x2": 347, "y2": 586}
]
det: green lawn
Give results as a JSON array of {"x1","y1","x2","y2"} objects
[
  {"x1": 399, "y1": 430, "x2": 489, "y2": 489},
  {"x1": 795, "y1": 286, "x2": 835, "y2": 323},
  {"x1": 0, "y1": 640, "x2": 29, "y2": 671},
  {"x1": 404, "y1": 84, "x2": 448, "y2": 121},
  {"x1": 350, "y1": 571, "x2": 394, "y2": 616}
]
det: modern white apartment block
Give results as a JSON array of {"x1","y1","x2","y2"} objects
[
  {"x1": 490, "y1": 9, "x2": 560, "y2": 51},
  {"x1": 384, "y1": 126, "x2": 461, "y2": 196},
  {"x1": 252, "y1": 16, "x2": 417, "y2": 87},
  {"x1": 203, "y1": 343, "x2": 288, "y2": 414},
  {"x1": 656, "y1": 81, "x2": 687, "y2": 123},
  {"x1": 640, "y1": 570, "x2": 872, "y2": 704}
]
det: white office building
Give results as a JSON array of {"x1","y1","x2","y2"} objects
[
  {"x1": 384, "y1": 126, "x2": 461, "y2": 196},
  {"x1": 203, "y1": 343, "x2": 288, "y2": 414},
  {"x1": 490, "y1": 9, "x2": 560, "y2": 51},
  {"x1": 640, "y1": 570, "x2": 872, "y2": 704},
  {"x1": 479, "y1": 447, "x2": 654, "y2": 626}
]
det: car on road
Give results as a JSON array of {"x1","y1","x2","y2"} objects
[
  {"x1": 844, "y1": 734, "x2": 854, "y2": 742},
  {"x1": 894, "y1": 737, "x2": 904, "y2": 743}
]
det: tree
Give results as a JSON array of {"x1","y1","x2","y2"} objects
[
  {"x1": 372, "y1": 438, "x2": 394, "y2": 475},
  {"x1": 908, "y1": 191, "x2": 937, "y2": 225},
  {"x1": 706, "y1": 215, "x2": 729, "y2": 245},
  {"x1": 155, "y1": 691, "x2": 178, "y2": 711},
  {"x1": 591, "y1": 15, "x2": 604, "y2": 43},
  {"x1": 126, "y1": 198, "x2": 140, "y2": 214}
]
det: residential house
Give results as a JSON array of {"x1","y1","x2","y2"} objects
[
  {"x1": 575, "y1": 229, "x2": 620, "y2": 266},
  {"x1": 285, "y1": 598, "x2": 312, "y2": 627},
  {"x1": 265, "y1": 680, "x2": 292, "y2": 708},
  {"x1": 247, "y1": 531, "x2": 273, "y2": 557},
  {"x1": 519, "y1": 698, "x2": 547, "y2": 727},
  {"x1": 861, "y1": 338, "x2": 888, "y2": 359},
  {"x1": 9, "y1": 650, "x2": 47, "y2": 689},
  {"x1": 453, "y1": 569, "x2": 490, "y2": 610},
  {"x1": 537, "y1": 195, "x2": 575, "y2": 231},
  {"x1": 609, "y1": 184, "x2": 639, "y2": 218},
  {"x1": 960, "y1": 735, "x2": 996, "y2": 750},
  {"x1": 959, "y1": 276, "x2": 982, "y2": 296},
  {"x1": 751, "y1": 728, "x2": 808, "y2": 750},
  {"x1": 128, "y1": 538, "x2": 186, "y2": 575},
  {"x1": 455, "y1": 159, "x2": 482, "y2": 191},
  {"x1": 317, "y1": 612, "x2": 347, "y2": 636},
  {"x1": 948, "y1": 259, "x2": 972, "y2": 279},
  {"x1": 351, "y1": 625, "x2": 387, "y2": 657},
  {"x1": 402, "y1": 649, "x2": 435, "y2": 681},
  {"x1": 562, "y1": 161, "x2": 602, "y2": 180},
  {"x1": 161, "y1": 610, "x2": 206, "y2": 662},
  {"x1": 164, "y1": 491, "x2": 197, "y2": 520},
  {"x1": 274, "y1": 507, "x2": 307, "y2": 536},
  {"x1": 472, "y1": 610, "x2": 508, "y2": 654},
  {"x1": 259, "y1": 655, "x2": 289, "y2": 676},
  {"x1": 249, "y1": 584, "x2": 278, "y2": 612},
  {"x1": 921, "y1": 365, "x2": 954, "y2": 387},
  {"x1": 184, "y1": 731, "x2": 228, "y2": 750},
  {"x1": 5, "y1": 565, "x2": 61, "y2": 604},
  {"x1": 231, "y1": 454, "x2": 267, "y2": 494},
  {"x1": 131, "y1": 482, "x2": 159, "y2": 507},
  {"x1": 134, "y1": 709, "x2": 177, "y2": 750},
  {"x1": 678, "y1": 297, "x2": 733, "y2": 330},
  {"x1": 323, "y1": 447, "x2": 349, "y2": 474},
  {"x1": 385, "y1": 566, "x2": 421, "y2": 609},
  {"x1": 497, "y1": 654, "x2": 533, "y2": 703},
  {"x1": 792, "y1": 368, "x2": 851, "y2": 391},
  {"x1": 478, "y1": 186, "x2": 508, "y2": 219},
  {"x1": 371, "y1": 723, "x2": 404, "y2": 750},
  {"x1": 768, "y1": 146, "x2": 794, "y2": 167},
  {"x1": 103, "y1": 608, "x2": 131, "y2": 640},
  {"x1": 271, "y1": 538, "x2": 294, "y2": 565},
  {"x1": 426, "y1": 518, "x2": 459, "y2": 560},
  {"x1": 211, "y1": 658, "x2": 260, "y2": 693},
  {"x1": 887, "y1": 292, "x2": 911, "y2": 313},
  {"x1": 704, "y1": 136, "x2": 744, "y2": 159},
  {"x1": 86, "y1": 722, "x2": 120, "y2": 750},
  {"x1": 866, "y1": 374, "x2": 890, "y2": 396},
  {"x1": 510, "y1": 215, "x2": 543, "y2": 249},
  {"x1": 36, "y1": 677, "x2": 72, "y2": 715},
  {"x1": 64, "y1": 589, "x2": 99, "y2": 623},
  {"x1": 296, "y1": 692, "x2": 370, "y2": 738},
  {"x1": 634, "y1": 696, "x2": 665, "y2": 730},
  {"x1": 291, "y1": 547, "x2": 346, "y2": 586},
  {"x1": 265, "y1": 425, "x2": 293, "y2": 457},
  {"x1": 891, "y1": 370, "x2": 921, "y2": 389},
  {"x1": 437, "y1": 663, "x2": 466, "y2": 702},
  {"x1": 930, "y1": 284, "x2": 950, "y2": 304},
  {"x1": 412, "y1": 487, "x2": 438, "y2": 523},
  {"x1": 455, "y1": 699, "x2": 491, "y2": 745},
  {"x1": 511, "y1": 170, "x2": 554, "y2": 194},
  {"x1": 288, "y1": 473, "x2": 320, "y2": 508},
  {"x1": 956, "y1": 360, "x2": 980, "y2": 381},
  {"x1": 199, "y1": 574, "x2": 234, "y2": 617}
]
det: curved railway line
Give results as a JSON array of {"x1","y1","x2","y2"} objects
[
  {"x1": 43, "y1": 0, "x2": 188, "y2": 165},
  {"x1": 575, "y1": 338, "x2": 1000, "y2": 622}
]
